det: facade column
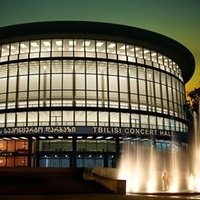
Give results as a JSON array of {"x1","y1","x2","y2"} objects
[
  {"x1": 35, "y1": 139, "x2": 40, "y2": 167},
  {"x1": 114, "y1": 136, "x2": 120, "y2": 167},
  {"x1": 27, "y1": 137, "x2": 32, "y2": 167},
  {"x1": 104, "y1": 152, "x2": 108, "y2": 167},
  {"x1": 71, "y1": 136, "x2": 77, "y2": 168}
]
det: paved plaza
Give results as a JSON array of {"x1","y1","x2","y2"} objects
[{"x1": 0, "y1": 194, "x2": 200, "y2": 200}]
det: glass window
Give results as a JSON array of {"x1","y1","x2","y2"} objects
[
  {"x1": 19, "y1": 76, "x2": 27, "y2": 92},
  {"x1": 110, "y1": 112, "x2": 119, "y2": 126},
  {"x1": 155, "y1": 83, "x2": 161, "y2": 98},
  {"x1": 29, "y1": 62, "x2": 39, "y2": 74},
  {"x1": 85, "y1": 40, "x2": 95, "y2": 52},
  {"x1": 158, "y1": 53, "x2": 163, "y2": 65},
  {"x1": 86, "y1": 61, "x2": 96, "y2": 74},
  {"x1": 75, "y1": 61, "x2": 85, "y2": 73},
  {"x1": 96, "y1": 41, "x2": 106, "y2": 53},
  {"x1": 98, "y1": 75, "x2": 107, "y2": 91},
  {"x1": 130, "y1": 78, "x2": 137, "y2": 94},
  {"x1": 99, "y1": 112, "x2": 109, "y2": 126},
  {"x1": 119, "y1": 64, "x2": 127, "y2": 76},
  {"x1": 30, "y1": 40, "x2": 40, "y2": 52},
  {"x1": 0, "y1": 78, "x2": 7, "y2": 93},
  {"x1": 52, "y1": 60, "x2": 62, "y2": 73},
  {"x1": 17, "y1": 112, "x2": 26, "y2": 126},
  {"x1": 87, "y1": 111, "x2": 97, "y2": 126},
  {"x1": 52, "y1": 74, "x2": 62, "y2": 89},
  {"x1": 127, "y1": 45, "x2": 135, "y2": 57},
  {"x1": 135, "y1": 47, "x2": 143, "y2": 59},
  {"x1": 151, "y1": 51, "x2": 157, "y2": 62},
  {"x1": 63, "y1": 74, "x2": 73, "y2": 89},
  {"x1": 108, "y1": 63, "x2": 117, "y2": 75},
  {"x1": 76, "y1": 74, "x2": 85, "y2": 90},
  {"x1": 29, "y1": 75, "x2": 39, "y2": 91},
  {"x1": 75, "y1": 111, "x2": 85, "y2": 125},
  {"x1": 109, "y1": 76, "x2": 118, "y2": 91},
  {"x1": 10, "y1": 43, "x2": 19, "y2": 55},
  {"x1": 6, "y1": 113, "x2": 15, "y2": 127},
  {"x1": 161, "y1": 85, "x2": 167, "y2": 99},
  {"x1": 8, "y1": 77, "x2": 16, "y2": 92},
  {"x1": 19, "y1": 63, "x2": 28, "y2": 75},
  {"x1": 119, "y1": 77, "x2": 128, "y2": 93},
  {"x1": 19, "y1": 41, "x2": 29, "y2": 54},
  {"x1": 138, "y1": 67, "x2": 145, "y2": 79},
  {"x1": 138, "y1": 80, "x2": 146, "y2": 95},
  {"x1": 0, "y1": 114, "x2": 5, "y2": 127},
  {"x1": 63, "y1": 60, "x2": 73, "y2": 73},
  {"x1": 39, "y1": 111, "x2": 50, "y2": 126},
  {"x1": 129, "y1": 66, "x2": 137, "y2": 78},
  {"x1": 63, "y1": 111, "x2": 74, "y2": 125},
  {"x1": 117, "y1": 43, "x2": 126, "y2": 55},
  {"x1": 52, "y1": 39, "x2": 63, "y2": 51},
  {"x1": 144, "y1": 49, "x2": 150, "y2": 60},
  {"x1": 74, "y1": 39, "x2": 84, "y2": 52},
  {"x1": 9, "y1": 63, "x2": 17, "y2": 76},
  {"x1": 107, "y1": 42, "x2": 116, "y2": 54},
  {"x1": 41, "y1": 40, "x2": 51, "y2": 52},
  {"x1": 87, "y1": 75, "x2": 96, "y2": 90},
  {"x1": 1, "y1": 44, "x2": 9, "y2": 56},
  {"x1": 121, "y1": 113, "x2": 130, "y2": 127},
  {"x1": 141, "y1": 115, "x2": 148, "y2": 128}
]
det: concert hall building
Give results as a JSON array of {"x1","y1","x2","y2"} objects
[{"x1": 0, "y1": 21, "x2": 195, "y2": 168}]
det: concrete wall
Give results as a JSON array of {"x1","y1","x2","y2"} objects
[{"x1": 84, "y1": 168, "x2": 126, "y2": 194}]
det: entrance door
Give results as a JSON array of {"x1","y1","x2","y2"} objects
[{"x1": 39, "y1": 155, "x2": 70, "y2": 167}]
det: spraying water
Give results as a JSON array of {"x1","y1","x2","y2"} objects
[{"x1": 118, "y1": 137, "x2": 191, "y2": 193}]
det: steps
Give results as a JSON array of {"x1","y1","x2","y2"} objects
[{"x1": 0, "y1": 168, "x2": 113, "y2": 194}]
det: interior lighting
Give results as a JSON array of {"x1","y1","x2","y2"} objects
[
  {"x1": 11, "y1": 45, "x2": 16, "y2": 50},
  {"x1": 105, "y1": 136, "x2": 113, "y2": 140},
  {"x1": 2, "y1": 137, "x2": 11, "y2": 140},
  {"x1": 96, "y1": 136, "x2": 103, "y2": 139},
  {"x1": 43, "y1": 41, "x2": 50, "y2": 46},
  {"x1": 69, "y1": 40, "x2": 73, "y2": 46},
  {"x1": 120, "y1": 45, "x2": 125, "y2": 50},
  {"x1": 135, "y1": 47, "x2": 140, "y2": 51},
  {"x1": 68, "y1": 136, "x2": 72, "y2": 139},
  {"x1": 58, "y1": 136, "x2": 63, "y2": 139},
  {"x1": 55, "y1": 40, "x2": 62, "y2": 46},
  {"x1": 96, "y1": 42, "x2": 104, "y2": 47},
  {"x1": 87, "y1": 136, "x2": 93, "y2": 139},
  {"x1": 48, "y1": 136, "x2": 54, "y2": 139},
  {"x1": 20, "y1": 43, "x2": 27, "y2": 48},
  {"x1": 11, "y1": 137, "x2": 19, "y2": 140},
  {"x1": 20, "y1": 137, "x2": 27, "y2": 140},
  {"x1": 39, "y1": 136, "x2": 46, "y2": 139},
  {"x1": 108, "y1": 43, "x2": 115, "y2": 48},
  {"x1": 77, "y1": 136, "x2": 82, "y2": 139},
  {"x1": 85, "y1": 41, "x2": 91, "y2": 46},
  {"x1": 31, "y1": 42, "x2": 38, "y2": 47}
]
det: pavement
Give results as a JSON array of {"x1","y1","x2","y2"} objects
[{"x1": 0, "y1": 194, "x2": 200, "y2": 200}]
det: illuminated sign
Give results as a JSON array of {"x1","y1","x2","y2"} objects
[{"x1": 0, "y1": 126, "x2": 176, "y2": 137}]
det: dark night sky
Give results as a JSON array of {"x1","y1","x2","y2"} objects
[{"x1": 0, "y1": 0, "x2": 199, "y2": 92}]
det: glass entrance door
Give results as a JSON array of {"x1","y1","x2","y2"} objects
[{"x1": 39, "y1": 154, "x2": 70, "y2": 167}]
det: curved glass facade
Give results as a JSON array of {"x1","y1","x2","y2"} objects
[
  {"x1": 0, "y1": 21, "x2": 194, "y2": 168},
  {"x1": 0, "y1": 39, "x2": 187, "y2": 132}
]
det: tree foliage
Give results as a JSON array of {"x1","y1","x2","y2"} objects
[{"x1": 187, "y1": 87, "x2": 200, "y2": 114}]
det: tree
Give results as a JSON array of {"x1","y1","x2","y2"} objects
[{"x1": 188, "y1": 87, "x2": 200, "y2": 114}]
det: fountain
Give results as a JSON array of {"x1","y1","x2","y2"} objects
[{"x1": 117, "y1": 111, "x2": 200, "y2": 194}]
